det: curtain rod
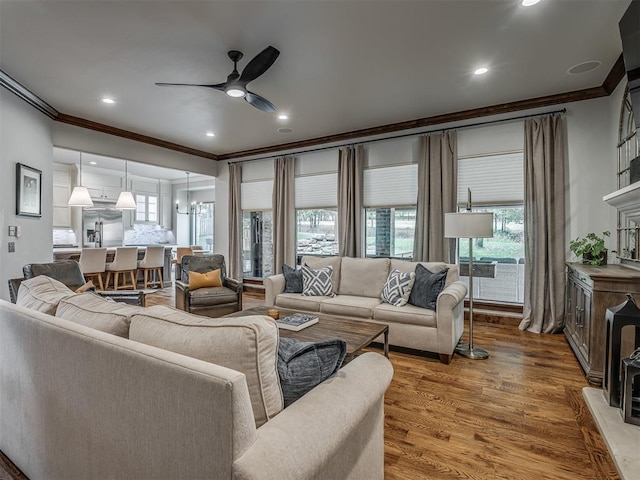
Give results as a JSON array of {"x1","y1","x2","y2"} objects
[{"x1": 230, "y1": 108, "x2": 567, "y2": 165}]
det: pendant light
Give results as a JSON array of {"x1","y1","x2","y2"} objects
[
  {"x1": 68, "y1": 153, "x2": 94, "y2": 207},
  {"x1": 115, "y1": 160, "x2": 137, "y2": 210}
]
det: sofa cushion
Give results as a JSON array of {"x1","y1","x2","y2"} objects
[
  {"x1": 189, "y1": 286, "x2": 238, "y2": 306},
  {"x1": 320, "y1": 295, "x2": 382, "y2": 319},
  {"x1": 16, "y1": 276, "x2": 75, "y2": 314},
  {"x1": 189, "y1": 269, "x2": 222, "y2": 289},
  {"x1": 282, "y1": 264, "x2": 303, "y2": 293},
  {"x1": 408, "y1": 264, "x2": 449, "y2": 311},
  {"x1": 55, "y1": 292, "x2": 146, "y2": 338},
  {"x1": 302, "y1": 256, "x2": 341, "y2": 294},
  {"x1": 302, "y1": 265, "x2": 334, "y2": 297},
  {"x1": 373, "y1": 302, "x2": 438, "y2": 328},
  {"x1": 275, "y1": 293, "x2": 328, "y2": 312},
  {"x1": 338, "y1": 257, "x2": 390, "y2": 298},
  {"x1": 129, "y1": 306, "x2": 283, "y2": 427},
  {"x1": 390, "y1": 259, "x2": 458, "y2": 286},
  {"x1": 278, "y1": 337, "x2": 346, "y2": 407},
  {"x1": 381, "y1": 269, "x2": 415, "y2": 307}
]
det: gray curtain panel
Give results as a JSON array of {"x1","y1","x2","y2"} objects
[
  {"x1": 228, "y1": 162, "x2": 243, "y2": 280},
  {"x1": 338, "y1": 145, "x2": 364, "y2": 257},
  {"x1": 272, "y1": 156, "x2": 296, "y2": 273},
  {"x1": 519, "y1": 114, "x2": 566, "y2": 334},
  {"x1": 413, "y1": 131, "x2": 458, "y2": 263}
]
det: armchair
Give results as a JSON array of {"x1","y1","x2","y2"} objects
[
  {"x1": 175, "y1": 254, "x2": 242, "y2": 317},
  {"x1": 8, "y1": 260, "x2": 145, "y2": 306}
]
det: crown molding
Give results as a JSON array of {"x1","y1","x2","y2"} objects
[
  {"x1": 0, "y1": 69, "x2": 58, "y2": 119},
  {"x1": 56, "y1": 114, "x2": 219, "y2": 161}
]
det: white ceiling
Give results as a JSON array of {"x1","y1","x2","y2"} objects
[{"x1": 0, "y1": 0, "x2": 633, "y2": 158}]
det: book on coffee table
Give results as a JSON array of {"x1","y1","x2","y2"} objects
[{"x1": 277, "y1": 313, "x2": 319, "y2": 331}]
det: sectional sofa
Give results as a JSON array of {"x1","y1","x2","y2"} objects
[
  {"x1": 265, "y1": 256, "x2": 468, "y2": 363},
  {"x1": 0, "y1": 276, "x2": 393, "y2": 480}
]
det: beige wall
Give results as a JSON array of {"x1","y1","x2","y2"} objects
[{"x1": 0, "y1": 88, "x2": 54, "y2": 301}]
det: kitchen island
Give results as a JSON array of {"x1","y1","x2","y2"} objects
[{"x1": 53, "y1": 246, "x2": 174, "y2": 284}]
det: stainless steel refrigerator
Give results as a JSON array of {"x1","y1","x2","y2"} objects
[{"x1": 83, "y1": 208, "x2": 124, "y2": 247}]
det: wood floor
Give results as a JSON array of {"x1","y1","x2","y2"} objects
[{"x1": 2, "y1": 288, "x2": 620, "y2": 479}]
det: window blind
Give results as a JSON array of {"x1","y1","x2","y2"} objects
[
  {"x1": 363, "y1": 164, "x2": 418, "y2": 207},
  {"x1": 241, "y1": 180, "x2": 273, "y2": 210},
  {"x1": 457, "y1": 152, "x2": 523, "y2": 204},
  {"x1": 295, "y1": 173, "x2": 337, "y2": 208}
]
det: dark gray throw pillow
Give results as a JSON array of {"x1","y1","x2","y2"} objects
[
  {"x1": 408, "y1": 264, "x2": 449, "y2": 311},
  {"x1": 278, "y1": 337, "x2": 347, "y2": 406},
  {"x1": 282, "y1": 264, "x2": 303, "y2": 293}
]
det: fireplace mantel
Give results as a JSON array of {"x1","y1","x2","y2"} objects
[{"x1": 603, "y1": 183, "x2": 640, "y2": 223}]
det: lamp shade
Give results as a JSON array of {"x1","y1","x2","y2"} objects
[
  {"x1": 444, "y1": 212, "x2": 494, "y2": 239},
  {"x1": 115, "y1": 191, "x2": 137, "y2": 210},
  {"x1": 67, "y1": 186, "x2": 94, "y2": 207}
]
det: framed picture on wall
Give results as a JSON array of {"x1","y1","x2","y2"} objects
[{"x1": 16, "y1": 163, "x2": 42, "y2": 217}]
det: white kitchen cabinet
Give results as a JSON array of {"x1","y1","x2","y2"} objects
[{"x1": 52, "y1": 164, "x2": 72, "y2": 227}]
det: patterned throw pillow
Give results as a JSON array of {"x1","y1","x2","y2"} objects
[
  {"x1": 408, "y1": 264, "x2": 449, "y2": 311},
  {"x1": 302, "y1": 265, "x2": 334, "y2": 297},
  {"x1": 381, "y1": 269, "x2": 416, "y2": 307}
]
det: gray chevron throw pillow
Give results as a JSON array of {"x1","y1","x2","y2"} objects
[
  {"x1": 381, "y1": 269, "x2": 416, "y2": 306},
  {"x1": 302, "y1": 264, "x2": 334, "y2": 297}
]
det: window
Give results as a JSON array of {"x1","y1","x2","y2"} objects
[
  {"x1": 295, "y1": 173, "x2": 338, "y2": 259},
  {"x1": 296, "y1": 209, "x2": 338, "y2": 257},
  {"x1": 457, "y1": 152, "x2": 524, "y2": 303},
  {"x1": 242, "y1": 211, "x2": 273, "y2": 278},
  {"x1": 192, "y1": 202, "x2": 214, "y2": 251},
  {"x1": 135, "y1": 194, "x2": 158, "y2": 223},
  {"x1": 241, "y1": 180, "x2": 273, "y2": 278},
  {"x1": 363, "y1": 164, "x2": 417, "y2": 259},
  {"x1": 365, "y1": 207, "x2": 416, "y2": 259}
]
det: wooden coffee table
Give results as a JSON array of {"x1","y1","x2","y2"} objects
[{"x1": 226, "y1": 306, "x2": 389, "y2": 359}]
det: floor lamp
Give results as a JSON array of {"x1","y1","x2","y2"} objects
[{"x1": 444, "y1": 192, "x2": 493, "y2": 360}]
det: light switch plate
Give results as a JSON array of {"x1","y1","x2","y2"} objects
[{"x1": 8, "y1": 226, "x2": 16, "y2": 237}]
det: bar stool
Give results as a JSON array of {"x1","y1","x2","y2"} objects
[
  {"x1": 78, "y1": 248, "x2": 107, "y2": 290},
  {"x1": 172, "y1": 247, "x2": 193, "y2": 281},
  {"x1": 137, "y1": 246, "x2": 165, "y2": 289},
  {"x1": 105, "y1": 247, "x2": 138, "y2": 290}
]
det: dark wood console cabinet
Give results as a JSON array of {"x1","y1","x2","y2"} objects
[{"x1": 565, "y1": 263, "x2": 640, "y2": 385}]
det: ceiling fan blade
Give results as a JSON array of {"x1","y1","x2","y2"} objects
[
  {"x1": 239, "y1": 46, "x2": 280, "y2": 84},
  {"x1": 245, "y1": 91, "x2": 276, "y2": 113},
  {"x1": 156, "y1": 82, "x2": 226, "y2": 91}
]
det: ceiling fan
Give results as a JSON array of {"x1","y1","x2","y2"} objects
[{"x1": 156, "y1": 46, "x2": 280, "y2": 113}]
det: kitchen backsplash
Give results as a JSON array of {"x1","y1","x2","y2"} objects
[
  {"x1": 124, "y1": 224, "x2": 176, "y2": 245},
  {"x1": 53, "y1": 228, "x2": 78, "y2": 247}
]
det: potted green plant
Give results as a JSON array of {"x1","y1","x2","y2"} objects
[{"x1": 569, "y1": 231, "x2": 610, "y2": 266}]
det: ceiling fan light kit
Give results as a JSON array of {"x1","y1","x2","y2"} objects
[
  {"x1": 225, "y1": 86, "x2": 246, "y2": 98},
  {"x1": 157, "y1": 46, "x2": 280, "y2": 112}
]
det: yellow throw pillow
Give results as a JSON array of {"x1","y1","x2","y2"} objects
[{"x1": 189, "y1": 269, "x2": 222, "y2": 289}]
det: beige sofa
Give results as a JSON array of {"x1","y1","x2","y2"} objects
[
  {"x1": 265, "y1": 256, "x2": 467, "y2": 363},
  {"x1": 0, "y1": 276, "x2": 393, "y2": 480}
]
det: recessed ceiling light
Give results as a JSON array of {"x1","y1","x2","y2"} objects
[
  {"x1": 277, "y1": 128, "x2": 293, "y2": 134},
  {"x1": 521, "y1": 0, "x2": 541, "y2": 6},
  {"x1": 206, "y1": 132, "x2": 216, "y2": 137},
  {"x1": 101, "y1": 98, "x2": 115, "y2": 104},
  {"x1": 474, "y1": 67, "x2": 489, "y2": 75},
  {"x1": 89, "y1": 161, "x2": 97, "y2": 165},
  {"x1": 567, "y1": 60, "x2": 602, "y2": 75},
  {"x1": 278, "y1": 114, "x2": 289, "y2": 120}
]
